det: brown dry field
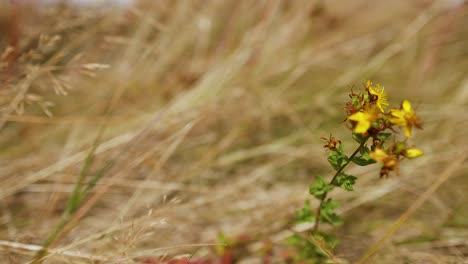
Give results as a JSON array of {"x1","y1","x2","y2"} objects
[{"x1": 0, "y1": 1, "x2": 467, "y2": 263}]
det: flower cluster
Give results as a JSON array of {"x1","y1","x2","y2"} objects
[
  {"x1": 345, "y1": 80, "x2": 423, "y2": 177},
  {"x1": 291, "y1": 80, "x2": 424, "y2": 263}
]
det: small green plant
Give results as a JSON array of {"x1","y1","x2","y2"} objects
[
  {"x1": 31, "y1": 131, "x2": 114, "y2": 263},
  {"x1": 290, "y1": 81, "x2": 424, "y2": 262}
]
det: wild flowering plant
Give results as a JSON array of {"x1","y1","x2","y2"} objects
[{"x1": 289, "y1": 81, "x2": 423, "y2": 262}]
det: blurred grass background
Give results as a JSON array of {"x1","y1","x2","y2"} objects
[{"x1": 0, "y1": 0, "x2": 467, "y2": 263}]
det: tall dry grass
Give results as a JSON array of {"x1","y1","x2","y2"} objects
[{"x1": 0, "y1": 1, "x2": 467, "y2": 263}]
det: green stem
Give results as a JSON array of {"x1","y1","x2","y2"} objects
[
  {"x1": 312, "y1": 137, "x2": 368, "y2": 233},
  {"x1": 31, "y1": 127, "x2": 105, "y2": 264},
  {"x1": 32, "y1": 212, "x2": 72, "y2": 263}
]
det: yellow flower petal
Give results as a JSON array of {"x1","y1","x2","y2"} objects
[
  {"x1": 390, "y1": 109, "x2": 404, "y2": 118},
  {"x1": 404, "y1": 125, "x2": 412, "y2": 137},
  {"x1": 402, "y1": 100, "x2": 412, "y2": 112},
  {"x1": 370, "y1": 148, "x2": 388, "y2": 162},
  {"x1": 390, "y1": 110, "x2": 406, "y2": 126},
  {"x1": 390, "y1": 100, "x2": 421, "y2": 138},
  {"x1": 368, "y1": 83, "x2": 389, "y2": 113},
  {"x1": 354, "y1": 120, "x2": 370, "y2": 133},
  {"x1": 405, "y1": 148, "x2": 423, "y2": 158},
  {"x1": 349, "y1": 112, "x2": 372, "y2": 133}
]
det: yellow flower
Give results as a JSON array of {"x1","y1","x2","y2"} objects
[
  {"x1": 405, "y1": 148, "x2": 424, "y2": 159},
  {"x1": 390, "y1": 100, "x2": 421, "y2": 137},
  {"x1": 369, "y1": 148, "x2": 388, "y2": 162},
  {"x1": 366, "y1": 80, "x2": 389, "y2": 113},
  {"x1": 348, "y1": 111, "x2": 374, "y2": 134},
  {"x1": 370, "y1": 148, "x2": 400, "y2": 177}
]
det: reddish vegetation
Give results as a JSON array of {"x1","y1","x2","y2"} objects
[{"x1": 0, "y1": 1, "x2": 21, "y2": 76}]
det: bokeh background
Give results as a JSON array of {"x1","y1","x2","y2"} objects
[{"x1": 0, "y1": 1, "x2": 467, "y2": 263}]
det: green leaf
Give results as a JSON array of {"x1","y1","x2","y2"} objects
[
  {"x1": 295, "y1": 200, "x2": 315, "y2": 224},
  {"x1": 285, "y1": 234, "x2": 303, "y2": 247},
  {"x1": 352, "y1": 145, "x2": 375, "y2": 166},
  {"x1": 352, "y1": 132, "x2": 367, "y2": 144},
  {"x1": 215, "y1": 232, "x2": 233, "y2": 255},
  {"x1": 337, "y1": 141, "x2": 344, "y2": 154},
  {"x1": 371, "y1": 120, "x2": 382, "y2": 129},
  {"x1": 320, "y1": 199, "x2": 343, "y2": 226},
  {"x1": 352, "y1": 155, "x2": 376, "y2": 166},
  {"x1": 363, "y1": 92, "x2": 370, "y2": 103},
  {"x1": 394, "y1": 142, "x2": 407, "y2": 155},
  {"x1": 327, "y1": 150, "x2": 349, "y2": 171},
  {"x1": 351, "y1": 96, "x2": 361, "y2": 109},
  {"x1": 286, "y1": 234, "x2": 324, "y2": 261},
  {"x1": 359, "y1": 144, "x2": 369, "y2": 155},
  {"x1": 352, "y1": 156, "x2": 374, "y2": 166},
  {"x1": 309, "y1": 176, "x2": 333, "y2": 199},
  {"x1": 375, "y1": 132, "x2": 392, "y2": 140},
  {"x1": 333, "y1": 173, "x2": 357, "y2": 191},
  {"x1": 286, "y1": 232, "x2": 339, "y2": 262},
  {"x1": 313, "y1": 232, "x2": 339, "y2": 255}
]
